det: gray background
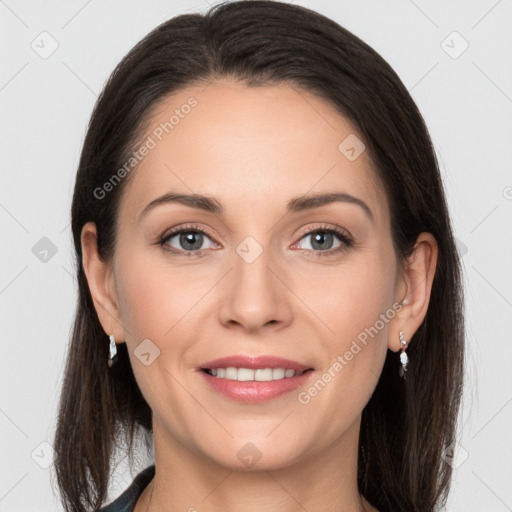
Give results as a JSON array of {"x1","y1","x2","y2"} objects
[{"x1": 1, "y1": 0, "x2": 511, "y2": 510}]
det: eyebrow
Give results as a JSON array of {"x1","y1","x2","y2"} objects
[{"x1": 138, "y1": 191, "x2": 374, "y2": 223}]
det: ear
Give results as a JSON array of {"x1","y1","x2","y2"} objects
[
  {"x1": 81, "y1": 221, "x2": 126, "y2": 344},
  {"x1": 389, "y1": 232, "x2": 438, "y2": 351}
]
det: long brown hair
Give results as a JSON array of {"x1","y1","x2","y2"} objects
[{"x1": 53, "y1": 2, "x2": 465, "y2": 510}]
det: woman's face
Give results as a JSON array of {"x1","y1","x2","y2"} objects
[{"x1": 102, "y1": 80, "x2": 407, "y2": 470}]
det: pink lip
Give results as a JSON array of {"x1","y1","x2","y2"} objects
[{"x1": 197, "y1": 355, "x2": 314, "y2": 403}]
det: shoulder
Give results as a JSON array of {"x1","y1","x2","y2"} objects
[{"x1": 99, "y1": 465, "x2": 155, "y2": 512}]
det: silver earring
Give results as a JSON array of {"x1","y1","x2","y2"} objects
[
  {"x1": 108, "y1": 334, "x2": 118, "y2": 368},
  {"x1": 399, "y1": 331, "x2": 408, "y2": 379}
]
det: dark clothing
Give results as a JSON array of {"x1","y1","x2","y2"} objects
[{"x1": 99, "y1": 465, "x2": 155, "y2": 512}]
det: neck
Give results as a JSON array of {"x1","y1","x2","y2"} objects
[{"x1": 137, "y1": 414, "x2": 374, "y2": 512}]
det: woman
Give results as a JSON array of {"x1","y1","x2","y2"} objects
[{"x1": 53, "y1": 1, "x2": 465, "y2": 511}]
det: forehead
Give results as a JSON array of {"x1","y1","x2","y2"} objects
[{"x1": 119, "y1": 79, "x2": 388, "y2": 226}]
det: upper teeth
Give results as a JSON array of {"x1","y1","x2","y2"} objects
[{"x1": 207, "y1": 367, "x2": 300, "y2": 381}]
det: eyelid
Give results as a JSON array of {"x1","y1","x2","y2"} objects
[{"x1": 293, "y1": 223, "x2": 352, "y2": 243}]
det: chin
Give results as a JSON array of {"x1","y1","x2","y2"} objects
[{"x1": 200, "y1": 437, "x2": 308, "y2": 472}]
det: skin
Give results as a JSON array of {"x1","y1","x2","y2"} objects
[{"x1": 81, "y1": 79, "x2": 438, "y2": 512}]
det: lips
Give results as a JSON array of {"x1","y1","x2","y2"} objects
[{"x1": 198, "y1": 355, "x2": 315, "y2": 403}]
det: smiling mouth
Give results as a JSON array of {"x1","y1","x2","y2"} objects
[
  {"x1": 202, "y1": 367, "x2": 313, "y2": 381},
  {"x1": 198, "y1": 355, "x2": 315, "y2": 402}
]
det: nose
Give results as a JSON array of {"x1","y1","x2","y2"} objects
[{"x1": 218, "y1": 242, "x2": 293, "y2": 334}]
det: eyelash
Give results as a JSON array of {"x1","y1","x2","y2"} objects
[{"x1": 158, "y1": 223, "x2": 353, "y2": 258}]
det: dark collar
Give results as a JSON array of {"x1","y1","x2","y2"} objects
[{"x1": 99, "y1": 464, "x2": 155, "y2": 512}]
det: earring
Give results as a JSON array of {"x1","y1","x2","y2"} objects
[
  {"x1": 108, "y1": 334, "x2": 118, "y2": 368},
  {"x1": 398, "y1": 331, "x2": 408, "y2": 379}
]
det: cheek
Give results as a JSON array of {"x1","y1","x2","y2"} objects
[
  {"x1": 115, "y1": 251, "x2": 207, "y2": 341},
  {"x1": 298, "y1": 251, "x2": 395, "y2": 400},
  {"x1": 113, "y1": 253, "x2": 201, "y2": 418},
  {"x1": 297, "y1": 254, "x2": 396, "y2": 343}
]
